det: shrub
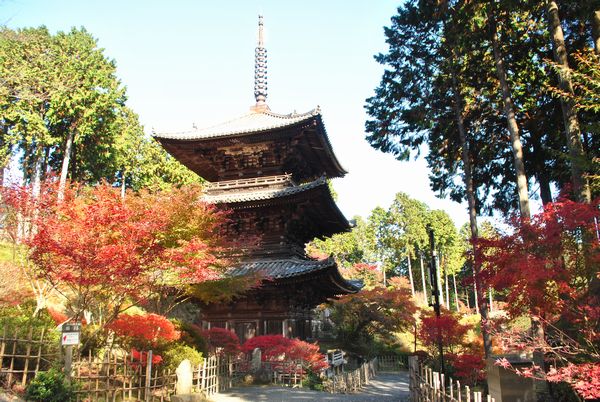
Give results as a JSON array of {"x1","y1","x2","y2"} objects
[
  {"x1": 302, "y1": 369, "x2": 324, "y2": 390},
  {"x1": 242, "y1": 335, "x2": 328, "y2": 372},
  {"x1": 25, "y1": 368, "x2": 77, "y2": 402},
  {"x1": 446, "y1": 353, "x2": 486, "y2": 386},
  {"x1": 162, "y1": 344, "x2": 203, "y2": 370},
  {"x1": 201, "y1": 327, "x2": 240, "y2": 355},
  {"x1": 107, "y1": 313, "x2": 180, "y2": 350},
  {"x1": 178, "y1": 322, "x2": 208, "y2": 354},
  {"x1": 0, "y1": 301, "x2": 57, "y2": 331},
  {"x1": 131, "y1": 349, "x2": 163, "y2": 366}
]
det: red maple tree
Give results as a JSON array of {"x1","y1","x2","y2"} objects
[
  {"x1": 1, "y1": 181, "x2": 231, "y2": 326},
  {"x1": 477, "y1": 196, "x2": 600, "y2": 399},
  {"x1": 419, "y1": 310, "x2": 470, "y2": 354},
  {"x1": 107, "y1": 313, "x2": 180, "y2": 349},
  {"x1": 200, "y1": 327, "x2": 241, "y2": 355},
  {"x1": 241, "y1": 335, "x2": 328, "y2": 372}
]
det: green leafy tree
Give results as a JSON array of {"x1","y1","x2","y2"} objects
[
  {"x1": 0, "y1": 26, "x2": 199, "y2": 193},
  {"x1": 306, "y1": 215, "x2": 377, "y2": 269},
  {"x1": 384, "y1": 192, "x2": 429, "y2": 297},
  {"x1": 327, "y1": 286, "x2": 418, "y2": 358}
]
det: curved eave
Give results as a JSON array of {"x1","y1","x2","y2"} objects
[
  {"x1": 229, "y1": 256, "x2": 360, "y2": 296},
  {"x1": 312, "y1": 114, "x2": 347, "y2": 178},
  {"x1": 153, "y1": 109, "x2": 320, "y2": 140},
  {"x1": 272, "y1": 263, "x2": 361, "y2": 296}
]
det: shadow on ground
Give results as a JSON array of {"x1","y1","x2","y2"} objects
[{"x1": 209, "y1": 372, "x2": 410, "y2": 402}]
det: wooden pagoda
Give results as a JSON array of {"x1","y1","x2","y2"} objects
[{"x1": 153, "y1": 16, "x2": 359, "y2": 342}]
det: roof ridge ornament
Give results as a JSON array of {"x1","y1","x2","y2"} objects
[{"x1": 252, "y1": 15, "x2": 269, "y2": 112}]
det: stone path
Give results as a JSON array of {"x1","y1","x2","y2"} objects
[{"x1": 209, "y1": 371, "x2": 410, "y2": 402}]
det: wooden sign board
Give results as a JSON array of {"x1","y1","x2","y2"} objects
[{"x1": 61, "y1": 331, "x2": 80, "y2": 346}]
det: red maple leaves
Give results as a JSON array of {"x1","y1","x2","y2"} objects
[
  {"x1": 1, "y1": 181, "x2": 228, "y2": 319},
  {"x1": 107, "y1": 313, "x2": 181, "y2": 349},
  {"x1": 201, "y1": 327, "x2": 241, "y2": 355},
  {"x1": 241, "y1": 335, "x2": 328, "y2": 372}
]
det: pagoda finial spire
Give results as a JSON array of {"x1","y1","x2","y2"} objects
[{"x1": 253, "y1": 14, "x2": 269, "y2": 111}]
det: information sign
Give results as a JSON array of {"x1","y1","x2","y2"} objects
[{"x1": 61, "y1": 332, "x2": 80, "y2": 346}]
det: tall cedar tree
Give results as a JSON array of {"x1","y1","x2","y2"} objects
[{"x1": 0, "y1": 27, "x2": 199, "y2": 193}]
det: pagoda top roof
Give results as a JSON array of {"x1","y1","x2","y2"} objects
[
  {"x1": 154, "y1": 107, "x2": 322, "y2": 141},
  {"x1": 228, "y1": 256, "x2": 361, "y2": 293}
]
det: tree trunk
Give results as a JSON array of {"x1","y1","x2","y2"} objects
[
  {"x1": 449, "y1": 52, "x2": 492, "y2": 356},
  {"x1": 58, "y1": 130, "x2": 75, "y2": 201},
  {"x1": 407, "y1": 256, "x2": 415, "y2": 297},
  {"x1": 436, "y1": 253, "x2": 444, "y2": 309},
  {"x1": 538, "y1": 171, "x2": 553, "y2": 205},
  {"x1": 31, "y1": 147, "x2": 44, "y2": 199},
  {"x1": 444, "y1": 266, "x2": 450, "y2": 309},
  {"x1": 472, "y1": 269, "x2": 479, "y2": 312},
  {"x1": 547, "y1": 0, "x2": 591, "y2": 203},
  {"x1": 453, "y1": 273, "x2": 459, "y2": 312},
  {"x1": 420, "y1": 254, "x2": 428, "y2": 305},
  {"x1": 489, "y1": 7, "x2": 531, "y2": 219},
  {"x1": 592, "y1": 9, "x2": 600, "y2": 55},
  {"x1": 489, "y1": 287, "x2": 494, "y2": 312},
  {"x1": 121, "y1": 169, "x2": 127, "y2": 199}
]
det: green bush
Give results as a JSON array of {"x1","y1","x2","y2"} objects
[
  {"x1": 302, "y1": 369, "x2": 324, "y2": 390},
  {"x1": 0, "y1": 300, "x2": 57, "y2": 331},
  {"x1": 177, "y1": 322, "x2": 208, "y2": 355},
  {"x1": 25, "y1": 368, "x2": 77, "y2": 402},
  {"x1": 162, "y1": 343, "x2": 203, "y2": 370},
  {"x1": 0, "y1": 303, "x2": 60, "y2": 374}
]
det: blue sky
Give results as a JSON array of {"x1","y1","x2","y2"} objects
[{"x1": 3, "y1": 0, "x2": 471, "y2": 227}]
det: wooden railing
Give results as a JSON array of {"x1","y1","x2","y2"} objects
[
  {"x1": 72, "y1": 350, "x2": 175, "y2": 401},
  {"x1": 378, "y1": 354, "x2": 408, "y2": 371},
  {"x1": 0, "y1": 326, "x2": 59, "y2": 389},
  {"x1": 194, "y1": 354, "x2": 247, "y2": 395},
  {"x1": 409, "y1": 356, "x2": 495, "y2": 402},
  {"x1": 206, "y1": 174, "x2": 294, "y2": 191},
  {"x1": 326, "y1": 358, "x2": 378, "y2": 393}
]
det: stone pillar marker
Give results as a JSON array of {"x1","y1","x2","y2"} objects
[
  {"x1": 251, "y1": 348, "x2": 262, "y2": 371},
  {"x1": 176, "y1": 359, "x2": 193, "y2": 395}
]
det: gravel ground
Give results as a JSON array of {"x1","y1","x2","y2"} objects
[{"x1": 209, "y1": 372, "x2": 410, "y2": 402}]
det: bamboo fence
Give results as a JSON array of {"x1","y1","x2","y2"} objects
[{"x1": 409, "y1": 356, "x2": 495, "y2": 402}]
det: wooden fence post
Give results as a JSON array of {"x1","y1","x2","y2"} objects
[{"x1": 145, "y1": 350, "x2": 153, "y2": 402}]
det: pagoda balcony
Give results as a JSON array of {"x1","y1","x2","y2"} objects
[{"x1": 204, "y1": 174, "x2": 295, "y2": 195}]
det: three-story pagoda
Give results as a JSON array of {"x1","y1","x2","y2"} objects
[{"x1": 153, "y1": 16, "x2": 359, "y2": 342}]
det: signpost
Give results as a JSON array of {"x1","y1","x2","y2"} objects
[{"x1": 61, "y1": 322, "x2": 81, "y2": 382}]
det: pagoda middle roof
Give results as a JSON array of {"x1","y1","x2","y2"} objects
[
  {"x1": 203, "y1": 175, "x2": 327, "y2": 204},
  {"x1": 154, "y1": 108, "x2": 322, "y2": 141}
]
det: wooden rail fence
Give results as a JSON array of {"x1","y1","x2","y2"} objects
[
  {"x1": 326, "y1": 357, "x2": 378, "y2": 393},
  {"x1": 1, "y1": 326, "x2": 417, "y2": 399},
  {"x1": 0, "y1": 326, "x2": 59, "y2": 389},
  {"x1": 409, "y1": 356, "x2": 495, "y2": 402},
  {"x1": 72, "y1": 349, "x2": 176, "y2": 401},
  {"x1": 377, "y1": 354, "x2": 408, "y2": 371}
]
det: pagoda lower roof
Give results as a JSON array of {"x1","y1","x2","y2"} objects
[{"x1": 228, "y1": 257, "x2": 361, "y2": 293}]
